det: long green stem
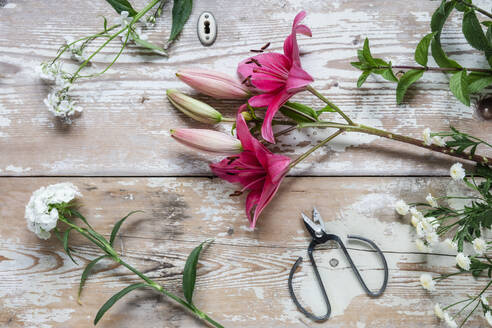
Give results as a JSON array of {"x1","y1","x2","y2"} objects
[
  {"x1": 70, "y1": 0, "x2": 161, "y2": 81},
  {"x1": 306, "y1": 85, "x2": 354, "y2": 125},
  {"x1": 376, "y1": 65, "x2": 492, "y2": 74},
  {"x1": 289, "y1": 129, "x2": 344, "y2": 169},
  {"x1": 456, "y1": 0, "x2": 492, "y2": 19},
  {"x1": 298, "y1": 121, "x2": 492, "y2": 165}
]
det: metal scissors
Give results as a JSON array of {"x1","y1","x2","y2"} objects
[{"x1": 288, "y1": 208, "x2": 389, "y2": 322}]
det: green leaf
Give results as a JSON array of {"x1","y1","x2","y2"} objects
[
  {"x1": 280, "y1": 102, "x2": 318, "y2": 123},
  {"x1": 455, "y1": 0, "x2": 471, "y2": 12},
  {"x1": 110, "y1": 210, "x2": 143, "y2": 246},
  {"x1": 415, "y1": 32, "x2": 436, "y2": 66},
  {"x1": 396, "y1": 69, "x2": 425, "y2": 104},
  {"x1": 103, "y1": 17, "x2": 108, "y2": 32},
  {"x1": 182, "y1": 240, "x2": 210, "y2": 304},
  {"x1": 94, "y1": 283, "x2": 149, "y2": 325},
  {"x1": 134, "y1": 38, "x2": 168, "y2": 56},
  {"x1": 430, "y1": 0, "x2": 462, "y2": 68},
  {"x1": 431, "y1": 38, "x2": 462, "y2": 68},
  {"x1": 169, "y1": 0, "x2": 193, "y2": 42},
  {"x1": 362, "y1": 38, "x2": 376, "y2": 66},
  {"x1": 78, "y1": 255, "x2": 109, "y2": 304},
  {"x1": 316, "y1": 104, "x2": 337, "y2": 115},
  {"x1": 449, "y1": 69, "x2": 470, "y2": 106},
  {"x1": 357, "y1": 70, "x2": 371, "y2": 87},
  {"x1": 463, "y1": 10, "x2": 490, "y2": 51},
  {"x1": 467, "y1": 72, "x2": 492, "y2": 93},
  {"x1": 63, "y1": 228, "x2": 77, "y2": 264},
  {"x1": 381, "y1": 67, "x2": 398, "y2": 82},
  {"x1": 105, "y1": 0, "x2": 137, "y2": 16}
]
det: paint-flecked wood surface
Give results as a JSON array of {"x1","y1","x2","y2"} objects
[
  {"x1": 0, "y1": 0, "x2": 491, "y2": 176},
  {"x1": 1, "y1": 0, "x2": 492, "y2": 327},
  {"x1": 0, "y1": 177, "x2": 488, "y2": 327}
]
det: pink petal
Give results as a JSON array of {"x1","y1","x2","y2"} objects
[
  {"x1": 283, "y1": 11, "x2": 311, "y2": 66},
  {"x1": 295, "y1": 24, "x2": 312, "y2": 37},
  {"x1": 265, "y1": 153, "x2": 291, "y2": 184},
  {"x1": 285, "y1": 65, "x2": 313, "y2": 93},
  {"x1": 238, "y1": 53, "x2": 290, "y2": 90},
  {"x1": 250, "y1": 175, "x2": 285, "y2": 228},
  {"x1": 236, "y1": 107, "x2": 257, "y2": 151},
  {"x1": 261, "y1": 90, "x2": 292, "y2": 144},
  {"x1": 245, "y1": 190, "x2": 261, "y2": 226},
  {"x1": 248, "y1": 93, "x2": 277, "y2": 108},
  {"x1": 292, "y1": 11, "x2": 307, "y2": 28}
]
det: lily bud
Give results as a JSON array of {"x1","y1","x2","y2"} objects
[
  {"x1": 167, "y1": 89, "x2": 223, "y2": 124},
  {"x1": 171, "y1": 128, "x2": 242, "y2": 154},
  {"x1": 176, "y1": 68, "x2": 250, "y2": 99}
]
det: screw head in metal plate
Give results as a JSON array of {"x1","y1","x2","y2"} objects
[{"x1": 197, "y1": 11, "x2": 217, "y2": 46}]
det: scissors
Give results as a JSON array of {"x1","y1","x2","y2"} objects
[{"x1": 288, "y1": 208, "x2": 389, "y2": 322}]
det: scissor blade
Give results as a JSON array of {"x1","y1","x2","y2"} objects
[
  {"x1": 301, "y1": 212, "x2": 321, "y2": 236},
  {"x1": 312, "y1": 207, "x2": 326, "y2": 232}
]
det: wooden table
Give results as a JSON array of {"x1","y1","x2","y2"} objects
[{"x1": 1, "y1": 0, "x2": 491, "y2": 327}]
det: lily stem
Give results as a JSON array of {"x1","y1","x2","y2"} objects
[
  {"x1": 390, "y1": 65, "x2": 492, "y2": 74},
  {"x1": 299, "y1": 121, "x2": 492, "y2": 165},
  {"x1": 289, "y1": 129, "x2": 344, "y2": 169},
  {"x1": 456, "y1": 0, "x2": 492, "y2": 19},
  {"x1": 306, "y1": 85, "x2": 355, "y2": 125}
]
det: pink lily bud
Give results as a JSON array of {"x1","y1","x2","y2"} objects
[
  {"x1": 171, "y1": 128, "x2": 242, "y2": 154},
  {"x1": 176, "y1": 68, "x2": 251, "y2": 99},
  {"x1": 167, "y1": 89, "x2": 225, "y2": 124}
]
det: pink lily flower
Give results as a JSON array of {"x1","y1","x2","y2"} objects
[
  {"x1": 210, "y1": 107, "x2": 291, "y2": 228},
  {"x1": 237, "y1": 11, "x2": 314, "y2": 143}
]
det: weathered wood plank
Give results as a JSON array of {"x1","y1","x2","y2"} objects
[
  {"x1": 0, "y1": 177, "x2": 487, "y2": 327},
  {"x1": 0, "y1": 0, "x2": 491, "y2": 176}
]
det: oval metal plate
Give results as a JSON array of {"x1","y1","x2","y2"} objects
[{"x1": 197, "y1": 12, "x2": 217, "y2": 46}]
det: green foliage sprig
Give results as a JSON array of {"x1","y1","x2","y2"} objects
[{"x1": 352, "y1": 0, "x2": 492, "y2": 105}]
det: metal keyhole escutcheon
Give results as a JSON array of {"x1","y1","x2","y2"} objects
[{"x1": 197, "y1": 12, "x2": 217, "y2": 46}]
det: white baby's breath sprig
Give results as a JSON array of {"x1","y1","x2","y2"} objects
[
  {"x1": 432, "y1": 135, "x2": 446, "y2": 147},
  {"x1": 420, "y1": 273, "x2": 436, "y2": 291},
  {"x1": 64, "y1": 36, "x2": 88, "y2": 63},
  {"x1": 416, "y1": 238, "x2": 430, "y2": 252}
]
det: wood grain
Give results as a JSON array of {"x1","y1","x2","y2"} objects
[
  {"x1": 0, "y1": 177, "x2": 488, "y2": 327},
  {"x1": 0, "y1": 0, "x2": 491, "y2": 176}
]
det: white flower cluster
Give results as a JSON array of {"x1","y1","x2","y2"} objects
[
  {"x1": 115, "y1": 11, "x2": 148, "y2": 44},
  {"x1": 25, "y1": 183, "x2": 81, "y2": 239},
  {"x1": 64, "y1": 36, "x2": 88, "y2": 63},
  {"x1": 396, "y1": 200, "x2": 440, "y2": 252},
  {"x1": 39, "y1": 62, "x2": 82, "y2": 121},
  {"x1": 422, "y1": 127, "x2": 446, "y2": 147},
  {"x1": 433, "y1": 303, "x2": 457, "y2": 327}
]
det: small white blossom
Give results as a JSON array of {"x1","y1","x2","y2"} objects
[
  {"x1": 450, "y1": 163, "x2": 465, "y2": 181},
  {"x1": 25, "y1": 183, "x2": 81, "y2": 239},
  {"x1": 423, "y1": 128, "x2": 432, "y2": 146},
  {"x1": 456, "y1": 252, "x2": 471, "y2": 271},
  {"x1": 473, "y1": 238, "x2": 487, "y2": 255},
  {"x1": 395, "y1": 199, "x2": 409, "y2": 216},
  {"x1": 444, "y1": 238, "x2": 458, "y2": 251},
  {"x1": 443, "y1": 312, "x2": 457, "y2": 328},
  {"x1": 417, "y1": 219, "x2": 434, "y2": 238},
  {"x1": 64, "y1": 36, "x2": 88, "y2": 63},
  {"x1": 411, "y1": 215, "x2": 420, "y2": 228},
  {"x1": 426, "y1": 193, "x2": 438, "y2": 208},
  {"x1": 486, "y1": 311, "x2": 492, "y2": 326},
  {"x1": 114, "y1": 11, "x2": 132, "y2": 27},
  {"x1": 434, "y1": 303, "x2": 444, "y2": 319},
  {"x1": 44, "y1": 86, "x2": 82, "y2": 121},
  {"x1": 420, "y1": 273, "x2": 435, "y2": 291},
  {"x1": 416, "y1": 239, "x2": 430, "y2": 252},
  {"x1": 425, "y1": 231, "x2": 439, "y2": 246},
  {"x1": 432, "y1": 135, "x2": 446, "y2": 147},
  {"x1": 38, "y1": 62, "x2": 64, "y2": 85},
  {"x1": 482, "y1": 294, "x2": 489, "y2": 306}
]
